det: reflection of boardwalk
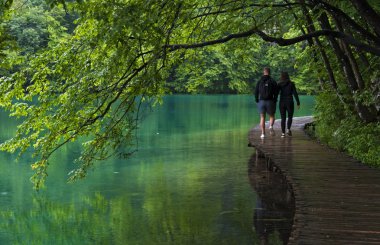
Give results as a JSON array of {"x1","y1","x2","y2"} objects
[
  {"x1": 248, "y1": 153, "x2": 295, "y2": 244},
  {"x1": 248, "y1": 116, "x2": 380, "y2": 244}
]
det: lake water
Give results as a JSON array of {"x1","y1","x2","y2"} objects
[{"x1": 0, "y1": 95, "x2": 314, "y2": 244}]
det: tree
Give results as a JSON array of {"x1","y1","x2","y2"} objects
[
  {"x1": 167, "y1": 35, "x2": 309, "y2": 94},
  {"x1": 0, "y1": 0, "x2": 14, "y2": 59},
  {"x1": 7, "y1": 1, "x2": 67, "y2": 54},
  {"x1": 0, "y1": 0, "x2": 69, "y2": 78},
  {"x1": 0, "y1": 0, "x2": 379, "y2": 188}
]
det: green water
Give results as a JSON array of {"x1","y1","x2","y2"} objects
[{"x1": 0, "y1": 95, "x2": 314, "y2": 244}]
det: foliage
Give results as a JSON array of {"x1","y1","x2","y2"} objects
[
  {"x1": 315, "y1": 90, "x2": 380, "y2": 166},
  {"x1": 167, "y1": 36, "x2": 308, "y2": 94},
  {"x1": 8, "y1": 2, "x2": 67, "y2": 54},
  {"x1": 0, "y1": 0, "x2": 71, "y2": 76},
  {"x1": 0, "y1": 0, "x2": 378, "y2": 188},
  {"x1": 167, "y1": 39, "x2": 256, "y2": 94},
  {"x1": 0, "y1": 0, "x2": 14, "y2": 59}
]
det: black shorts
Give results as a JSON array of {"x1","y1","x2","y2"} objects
[{"x1": 257, "y1": 100, "x2": 276, "y2": 115}]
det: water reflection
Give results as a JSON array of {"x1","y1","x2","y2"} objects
[
  {"x1": 0, "y1": 95, "x2": 314, "y2": 244},
  {"x1": 248, "y1": 153, "x2": 295, "y2": 244}
]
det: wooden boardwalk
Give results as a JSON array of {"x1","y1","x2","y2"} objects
[{"x1": 248, "y1": 116, "x2": 380, "y2": 244}]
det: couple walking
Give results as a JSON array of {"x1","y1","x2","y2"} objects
[{"x1": 255, "y1": 67, "x2": 300, "y2": 139}]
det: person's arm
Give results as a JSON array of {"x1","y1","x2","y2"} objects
[
  {"x1": 274, "y1": 80, "x2": 279, "y2": 103},
  {"x1": 255, "y1": 80, "x2": 260, "y2": 103},
  {"x1": 292, "y1": 83, "x2": 300, "y2": 107}
]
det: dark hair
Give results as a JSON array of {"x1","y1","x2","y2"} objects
[
  {"x1": 263, "y1": 67, "x2": 271, "y2": 75},
  {"x1": 280, "y1": 71, "x2": 290, "y2": 81}
]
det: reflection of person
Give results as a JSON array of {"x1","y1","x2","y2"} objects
[
  {"x1": 255, "y1": 67, "x2": 279, "y2": 139},
  {"x1": 277, "y1": 72, "x2": 300, "y2": 137},
  {"x1": 248, "y1": 153, "x2": 294, "y2": 245},
  {"x1": 253, "y1": 197, "x2": 273, "y2": 244}
]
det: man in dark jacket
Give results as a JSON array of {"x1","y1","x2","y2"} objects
[{"x1": 255, "y1": 67, "x2": 278, "y2": 139}]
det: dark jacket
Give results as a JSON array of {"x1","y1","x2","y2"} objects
[
  {"x1": 277, "y1": 79, "x2": 300, "y2": 105},
  {"x1": 255, "y1": 75, "x2": 278, "y2": 103}
]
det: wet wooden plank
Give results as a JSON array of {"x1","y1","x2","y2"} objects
[{"x1": 248, "y1": 116, "x2": 380, "y2": 244}]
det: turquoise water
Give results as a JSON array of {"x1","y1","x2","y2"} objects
[{"x1": 0, "y1": 95, "x2": 314, "y2": 244}]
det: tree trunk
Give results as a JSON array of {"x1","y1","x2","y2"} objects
[
  {"x1": 297, "y1": 0, "x2": 349, "y2": 105},
  {"x1": 333, "y1": 17, "x2": 365, "y2": 90},
  {"x1": 310, "y1": 0, "x2": 380, "y2": 46},
  {"x1": 287, "y1": 1, "x2": 324, "y2": 87},
  {"x1": 319, "y1": 13, "x2": 377, "y2": 122},
  {"x1": 350, "y1": 0, "x2": 380, "y2": 38},
  {"x1": 333, "y1": 13, "x2": 379, "y2": 121},
  {"x1": 357, "y1": 49, "x2": 371, "y2": 68}
]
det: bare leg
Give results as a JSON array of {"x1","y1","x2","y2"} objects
[
  {"x1": 269, "y1": 114, "x2": 275, "y2": 128},
  {"x1": 260, "y1": 113, "x2": 266, "y2": 135},
  {"x1": 268, "y1": 114, "x2": 276, "y2": 136}
]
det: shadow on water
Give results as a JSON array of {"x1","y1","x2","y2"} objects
[{"x1": 248, "y1": 153, "x2": 295, "y2": 245}]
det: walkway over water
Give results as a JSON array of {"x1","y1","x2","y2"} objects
[{"x1": 248, "y1": 116, "x2": 380, "y2": 244}]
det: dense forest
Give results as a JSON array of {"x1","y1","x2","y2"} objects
[{"x1": 0, "y1": 0, "x2": 379, "y2": 188}]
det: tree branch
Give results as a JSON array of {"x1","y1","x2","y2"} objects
[
  {"x1": 166, "y1": 28, "x2": 380, "y2": 56},
  {"x1": 349, "y1": 0, "x2": 380, "y2": 38},
  {"x1": 192, "y1": 2, "x2": 303, "y2": 19},
  {"x1": 310, "y1": 0, "x2": 380, "y2": 46}
]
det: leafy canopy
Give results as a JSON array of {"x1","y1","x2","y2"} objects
[{"x1": 0, "y1": 0, "x2": 379, "y2": 188}]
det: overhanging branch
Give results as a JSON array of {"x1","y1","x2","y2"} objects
[
  {"x1": 310, "y1": 0, "x2": 380, "y2": 46},
  {"x1": 192, "y1": 2, "x2": 304, "y2": 19},
  {"x1": 165, "y1": 28, "x2": 380, "y2": 56}
]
